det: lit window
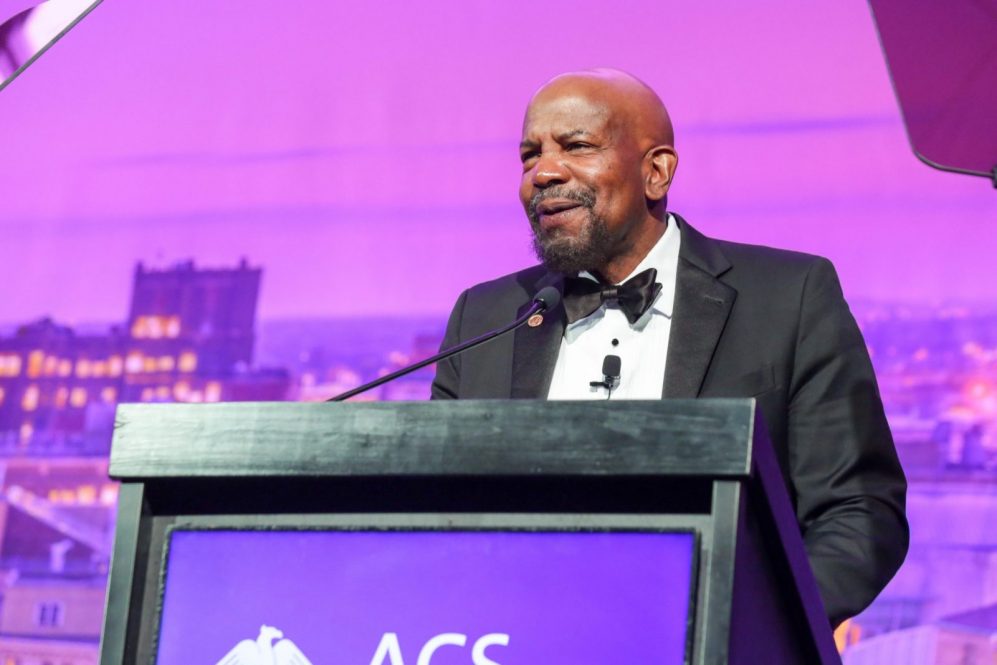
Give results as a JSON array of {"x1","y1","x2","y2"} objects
[
  {"x1": 108, "y1": 355, "x2": 123, "y2": 376},
  {"x1": 43, "y1": 355, "x2": 57, "y2": 376},
  {"x1": 158, "y1": 355, "x2": 175, "y2": 371},
  {"x1": 77, "y1": 485, "x2": 97, "y2": 505},
  {"x1": 19, "y1": 422, "x2": 33, "y2": 442},
  {"x1": 100, "y1": 484, "x2": 118, "y2": 506},
  {"x1": 173, "y1": 381, "x2": 190, "y2": 400},
  {"x1": 131, "y1": 317, "x2": 146, "y2": 337},
  {"x1": 0, "y1": 387, "x2": 5, "y2": 405},
  {"x1": 57, "y1": 359, "x2": 72, "y2": 376},
  {"x1": 166, "y1": 316, "x2": 181, "y2": 338},
  {"x1": 21, "y1": 385, "x2": 39, "y2": 411},
  {"x1": 101, "y1": 387, "x2": 117, "y2": 403},
  {"x1": 130, "y1": 315, "x2": 171, "y2": 339},
  {"x1": 92, "y1": 360, "x2": 107, "y2": 377},
  {"x1": 75, "y1": 359, "x2": 91, "y2": 378},
  {"x1": 141, "y1": 387, "x2": 153, "y2": 402},
  {"x1": 178, "y1": 351, "x2": 197, "y2": 372},
  {"x1": 125, "y1": 352, "x2": 143, "y2": 374},
  {"x1": 69, "y1": 388, "x2": 86, "y2": 407},
  {"x1": 155, "y1": 385, "x2": 170, "y2": 400},
  {"x1": 205, "y1": 381, "x2": 222, "y2": 402},
  {"x1": 0, "y1": 354, "x2": 23, "y2": 377},
  {"x1": 54, "y1": 387, "x2": 68, "y2": 408},
  {"x1": 26, "y1": 350, "x2": 43, "y2": 378},
  {"x1": 143, "y1": 357, "x2": 157, "y2": 372}
]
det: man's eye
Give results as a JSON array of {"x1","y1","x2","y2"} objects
[
  {"x1": 567, "y1": 142, "x2": 591, "y2": 150},
  {"x1": 520, "y1": 152, "x2": 538, "y2": 163}
]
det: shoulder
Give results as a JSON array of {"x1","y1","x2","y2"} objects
[
  {"x1": 714, "y1": 238, "x2": 834, "y2": 281},
  {"x1": 676, "y1": 217, "x2": 846, "y2": 314},
  {"x1": 679, "y1": 216, "x2": 836, "y2": 288}
]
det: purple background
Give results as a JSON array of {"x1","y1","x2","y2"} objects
[
  {"x1": 0, "y1": 0, "x2": 994, "y2": 326},
  {"x1": 156, "y1": 530, "x2": 694, "y2": 664},
  {"x1": 0, "y1": 1, "x2": 996, "y2": 662}
]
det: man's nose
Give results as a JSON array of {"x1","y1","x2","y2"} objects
[{"x1": 531, "y1": 155, "x2": 569, "y2": 188}]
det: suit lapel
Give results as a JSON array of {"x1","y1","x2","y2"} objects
[
  {"x1": 511, "y1": 272, "x2": 566, "y2": 398},
  {"x1": 663, "y1": 216, "x2": 737, "y2": 398}
]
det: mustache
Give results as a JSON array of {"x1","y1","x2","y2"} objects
[{"x1": 527, "y1": 186, "x2": 597, "y2": 223}]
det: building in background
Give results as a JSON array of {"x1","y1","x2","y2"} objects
[
  {"x1": 0, "y1": 259, "x2": 290, "y2": 456},
  {"x1": 0, "y1": 259, "x2": 289, "y2": 663}
]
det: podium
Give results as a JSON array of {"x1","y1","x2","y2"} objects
[{"x1": 99, "y1": 399, "x2": 841, "y2": 664}]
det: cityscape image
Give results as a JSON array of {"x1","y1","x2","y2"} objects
[
  {"x1": 1, "y1": 260, "x2": 996, "y2": 662},
  {"x1": 1, "y1": 1, "x2": 995, "y2": 662}
]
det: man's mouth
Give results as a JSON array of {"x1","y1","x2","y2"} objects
[
  {"x1": 536, "y1": 200, "x2": 586, "y2": 229},
  {"x1": 537, "y1": 199, "x2": 582, "y2": 215}
]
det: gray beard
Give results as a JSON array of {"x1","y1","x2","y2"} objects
[
  {"x1": 527, "y1": 187, "x2": 613, "y2": 273},
  {"x1": 530, "y1": 210, "x2": 614, "y2": 273}
]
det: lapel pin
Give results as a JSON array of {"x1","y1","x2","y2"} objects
[{"x1": 527, "y1": 314, "x2": 544, "y2": 327}]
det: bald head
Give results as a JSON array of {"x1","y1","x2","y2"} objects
[
  {"x1": 518, "y1": 68, "x2": 680, "y2": 282},
  {"x1": 527, "y1": 68, "x2": 675, "y2": 153}
]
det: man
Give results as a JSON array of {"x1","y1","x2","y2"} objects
[{"x1": 431, "y1": 68, "x2": 907, "y2": 627}]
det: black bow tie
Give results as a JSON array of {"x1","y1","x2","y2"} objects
[{"x1": 563, "y1": 268, "x2": 662, "y2": 325}]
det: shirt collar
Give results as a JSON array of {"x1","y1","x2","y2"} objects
[{"x1": 574, "y1": 213, "x2": 681, "y2": 323}]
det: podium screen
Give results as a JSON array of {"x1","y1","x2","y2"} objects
[{"x1": 155, "y1": 528, "x2": 695, "y2": 664}]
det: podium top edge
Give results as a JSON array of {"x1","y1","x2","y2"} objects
[{"x1": 109, "y1": 399, "x2": 759, "y2": 480}]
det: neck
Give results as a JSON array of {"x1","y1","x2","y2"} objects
[{"x1": 596, "y1": 215, "x2": 667, "y2": 283}]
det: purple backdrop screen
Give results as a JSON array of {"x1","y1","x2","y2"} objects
[{"x1": 155, "y1": 529, "x2": 696, "y2": 664}]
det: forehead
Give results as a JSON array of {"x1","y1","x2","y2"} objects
[{"x1": 521, "y1": 93, "x2": 615, "y2": 140}]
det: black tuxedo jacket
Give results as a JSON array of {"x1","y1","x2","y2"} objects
[{"x1": 431, "y1": 215, "x2": 908, "y2": 626}]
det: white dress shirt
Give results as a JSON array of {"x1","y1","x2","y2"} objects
[{"x1": 546, "y1": 215, "x2": 680, "y2": 400}]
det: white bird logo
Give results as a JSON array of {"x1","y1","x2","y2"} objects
[{"x1": 215, "y1": 625, "x2": 314, "y2": 665}]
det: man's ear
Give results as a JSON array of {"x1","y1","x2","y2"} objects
[{"x1": 644, "y1": 146, "x2": 678, "y2": 202}]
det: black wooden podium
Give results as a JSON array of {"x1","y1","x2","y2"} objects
[{"x1": 99, "y1": 399, "x2": 841, "y2": 664}]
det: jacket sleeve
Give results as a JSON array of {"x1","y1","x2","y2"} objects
[
  {"x1": 430, "y1": 289, "x2": 469, "y2": 400},
  {"x1": 788, "y1": 257, "x2": 909, "y2": 627}
]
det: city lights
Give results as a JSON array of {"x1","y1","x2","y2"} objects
[
  {"x1": 205, "y1": 381, "x2": 222, "y2": 402},
  {"x1": 69, "y1": 388, "x2": 87, "y2": 408},
  {"x1": 26, "y1": 350, "x2": 44, "y2": 378},
  {"x1": 131, "y1": 315, "x2": 182, "y2": 339},
  {"x1": 178, "y1": 351, "x2": 197, "y2": 372},
  {"x1": 0, "y1": 354, "x2": 22, "y2": 377},
  {"x1": 173, "y1": 381, "x2": 190, "y2": 400},
  {"x1": 21, "y1": 385, "x2": 39, "y2": 411},
  {"x1": 125, "y1": 352, "x2": 143, "y2": 374}
]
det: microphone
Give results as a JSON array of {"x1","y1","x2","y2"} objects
[
  {"x1": 328, "y1": 286, "x2": 562, "y2": 401},
  {"x1": 589, "y1": 354, "x2": 622, "y2": 395}
]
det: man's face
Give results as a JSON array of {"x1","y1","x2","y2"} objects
[{"x1": 519, "y1": 91, "x2": 646, "y2": 274}]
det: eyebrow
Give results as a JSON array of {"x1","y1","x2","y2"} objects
[{"x1": 519, "y1": 129, "x2": 592, "y2": 151}]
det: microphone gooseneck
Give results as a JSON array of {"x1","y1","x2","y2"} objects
[{"x1": 328, "y1": 286, "x2": 560, "y2": 402}]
